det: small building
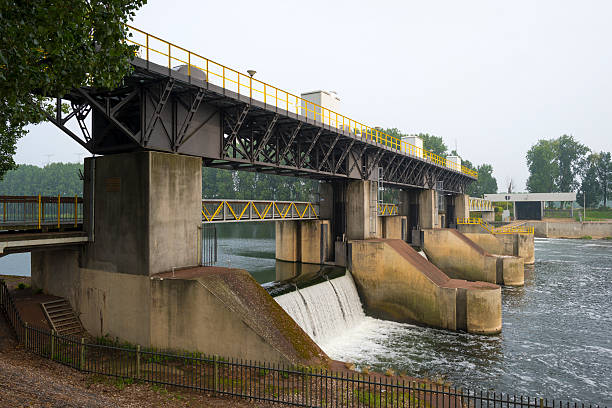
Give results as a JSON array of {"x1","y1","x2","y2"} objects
[{"x1": 484, "y1": 192, "x2": 577, "y2": 220}]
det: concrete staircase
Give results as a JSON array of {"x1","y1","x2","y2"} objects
[{"x1": 40, "y1": 299, "x2": 84, "y2": 336}]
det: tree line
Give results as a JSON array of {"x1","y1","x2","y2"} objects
[{"x1": 526, "y1": 135, "x2": 610, "y2": 207}]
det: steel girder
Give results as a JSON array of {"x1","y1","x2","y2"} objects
[{"x1": 48, "y1": 58, "x2": 474, "y2": 194}]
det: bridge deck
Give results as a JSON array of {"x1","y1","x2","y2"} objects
[{"x1": 48, "y1": 27, "x2": 476, "y2": 194}]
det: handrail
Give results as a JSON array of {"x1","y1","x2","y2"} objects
[
  {"x1": 125, "y1": 25, "x2": 478, "y2": 179},
  {"x1": 456, "y1": 217, "x2": 534, "y2": 235},
  {"x1": 469, "y1": 198, "x2": 493, "y2": 212},
  {"x1": 202, "y1": 200, "x2": 318, "y2": 222},
  {"x1": 377, "y1": 203, "x2": 399, "y2": 216},
  {"x1": 0, "y1": 195, "x2": 83, "y2": 230}
]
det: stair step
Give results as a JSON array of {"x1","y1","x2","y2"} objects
[
  {"x1": 48, "y1": 311, "x2": 73, "y2": 319},
  {"x1": 40, "y1": 297, "x2": 84, "y2": 336}
]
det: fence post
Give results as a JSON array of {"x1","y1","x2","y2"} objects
[
  {"x1": 80, "y1": 337, "x2": 85, "y2": 371},
  {"x1": 50, "y1": 329, "x2": 55, "y2": 360},
  {"x1": 57, "y1": 194, "x2": 60, "y2": 229},
  {"x1": 24, "y1": 322, "x2": 28, "y2": 350},
  {"x1": 74, "y1": 195, "x2": 77, "y2": 227},
  {"x1": 213, "y1": 355, "x2": 219, "y2": 392},
  {"x1": 136, "y1": 345, "x2": 141, "y2": 379},
  {"x1": 37, "y1": 195, "x2": 41, "y2": 229}
]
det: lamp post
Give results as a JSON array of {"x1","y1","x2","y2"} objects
[{"x1": 247, "y1": 70, "x2": 256, "y2": 99}]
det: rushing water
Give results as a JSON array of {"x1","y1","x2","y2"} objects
[{"x1": 1, "y1": 224, "x2": 610, "y2": 405}]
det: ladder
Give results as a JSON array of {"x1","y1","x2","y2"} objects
[{"x1": 40, "y1": 298, "x2": 84, "y2": 337}]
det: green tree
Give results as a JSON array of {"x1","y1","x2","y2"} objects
[
  {"x1": 418, "y1": 133, "x2": 448, "y2": 157},
  {"x1": 594, "y1": 151, "x2": 611, "y2": 207},
  {"x1": 578, "y1": 153, "x2": 602, "y2": 208},
  {"x1": 526, "y1": 139, "x2": 558, "y2": 193},
  {"x1": 0, "y1": 163, "x2": 83, "y2": 195},
  {"x1": 556, "y1": 134, "x2": 589, "y2": 192},
  {"x1": 0, "y1": 0, "x2": 145, "y2": 179},
  {"x1": 466, "y1": 164, "x2": 498, "y2": 197}
]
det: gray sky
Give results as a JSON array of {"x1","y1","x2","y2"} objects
[{"x1": 16, "y1": 0, "x2": 612, "y2": 191}]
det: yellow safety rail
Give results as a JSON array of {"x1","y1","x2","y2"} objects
[
  {"x1": 125, "y1": 25, "x2": 478, "y2": 179},
  {"x1": 456, "y1": 217, "x2": 533, "y2": 235},
  {"x1": 377, "y1": 203, "x2": 399, "y2": 216},
  {"x1": 469, "y1": 198, "x2": 493, "y2": 212},
  {"x1": 0, "y1": 195, "x2": 83, "y2": 231},
  {"x1": 202, "y1": 200, "x2": 318, "y2": 223}
]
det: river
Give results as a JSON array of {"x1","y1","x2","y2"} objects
[{"x1": 1, "y1": 224, "x2": 610, "y2": 405}]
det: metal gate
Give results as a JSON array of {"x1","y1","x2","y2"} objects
[{"x1": 200, "y1": 224, "x2": 217, "y2": 266}]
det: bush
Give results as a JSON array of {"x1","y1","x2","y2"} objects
[{"x1": 17, "y1": 283, "x2": 26, "y2": 290}]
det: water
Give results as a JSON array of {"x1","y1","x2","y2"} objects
[
  {"x1": 275, "y1": 274, "x2": 365, "y2": 343},
  {"x1": 1, "y1": 224, "x2": 610, "y2": 405}
]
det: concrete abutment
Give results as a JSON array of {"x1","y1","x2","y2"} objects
[
  {"x1": 32, "y1": 151, "x2": 328, "y2": 366},
  {"x1": 422, "y1": 229, "x2": 525, "y2": 286}
]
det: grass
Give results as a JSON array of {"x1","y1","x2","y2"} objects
[{"x1": 579, "y1": 236, "x2": 593, "y2": 240}]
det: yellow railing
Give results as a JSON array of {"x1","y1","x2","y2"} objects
[
  {"x1": 469, "y1": 198, "x2": 493, "y2": 212},
  {"x1": 377, "y1": 203, "x2": 399, "y2": 216},
  {"x1": 456, "y1": 217, "x2": 533, "y2": 235},
  {"x1": 125, "y1": 25, "x2": 477, "y2": 179},
  {"x1": 0, "y1": 195, "x2": 83, "y2": 230},
  {"x1": 202, "y1": 200, "x2": 318, "y2": 223}
]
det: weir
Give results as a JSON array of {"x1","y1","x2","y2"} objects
[{"x1": 274, "y1": 274, "x2": 365, "y2": 343}]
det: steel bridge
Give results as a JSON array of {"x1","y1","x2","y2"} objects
[
  {"x1": 46, "y1": 26, "x2": 476, "y2": 194},
  {"x1": 202, "y1": 200, "x2": 397, "y2": 223}
]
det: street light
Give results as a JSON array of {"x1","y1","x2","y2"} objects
[{"x1": 247, "y1": 70, "x2": 256, "y2": 99}]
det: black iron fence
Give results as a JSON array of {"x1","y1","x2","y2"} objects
[
  {"x1": 200, "y1": 224, "x2": 217, "y2": 266},
  {"x1": 0, "y1": 280, "x2": 606, "y2": 408}
]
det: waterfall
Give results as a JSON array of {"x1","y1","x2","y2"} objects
[{"x1": 274, "y1": 273, "x2": 365, "y2": 343}]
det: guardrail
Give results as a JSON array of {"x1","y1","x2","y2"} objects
[
  {"x1": 457, "y1": 218, "x2": 534, "y2": 235},
  {"x1": 126, "y1": 25, "x2": 477, "y2": 179},
  {"x1": 469, "y1": 198, "x2": 493, "y2": 212},
  {"x1": 1, "y1": 279, "x2": 603, "y2": 408},
  {"x1": 202, "y1": 200, "x2": 319, "y2": 223},
  {"x1": 0, "y1": 195, "x2": 83, "y2": 231},
  {"x1": 377, "y1": 203, "x2": 399, "y2": 216}
]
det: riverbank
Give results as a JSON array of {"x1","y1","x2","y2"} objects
[
  {"x1": 0, "y1": 311, "x2": 274, "y2": 407},
  {"x1": 524, "y1": 219, "x2": 612, "y2": 239}
]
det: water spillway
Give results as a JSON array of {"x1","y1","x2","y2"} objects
[{"x1": 274, "y1": 273, "x2": 365, "y2": 343}]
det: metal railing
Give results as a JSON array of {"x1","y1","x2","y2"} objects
[
  {"x1": 0, "y1": 195, "x2": 83, "y2": 230},
  {"x1": 202, "y1": 200, "x2": 319, "y2": 223},
  {"x1": 377, "y1": 203, "x2": 399, "y2": 216},
  {"x1": 469, "y1": 198, "x2": 493, "y2": 212},
  {"x1": 457, "y1": 217, "x2": 534, "y2": 235},
  {"x1": 125, "y1": 25, "x2": 478, "y2": 179},
  {"x1": 0, "y1": 280, "x2": 604, "y2": 408}
]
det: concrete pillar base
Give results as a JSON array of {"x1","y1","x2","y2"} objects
[
  {"x1": 349, "y1": 239, "x2": 501, "y2": 334},
  {"x1": 275, "y1": 220, "x2": 331, "y2": 264},
  {"x1": 422, "y1": 229, "x2": 525, "y2": 286}
]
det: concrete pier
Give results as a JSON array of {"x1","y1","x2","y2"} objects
[
  {"x1": 422, "y1": 229, "x2": 525, "y2": 286},
  {"x1": 349, "y1": 239, "x2": 501, "y2": 334},
  {"x1": 32, "y1": 151, "x2": 328, "y2": 366}
]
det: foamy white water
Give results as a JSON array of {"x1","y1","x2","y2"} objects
[{"x1": 274, "y1": 273, "x2": 365, "y2": 343}]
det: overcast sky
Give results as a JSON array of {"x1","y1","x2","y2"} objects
[{"x1": 16, "y1": 0, "x2": 611, "y2": 191}]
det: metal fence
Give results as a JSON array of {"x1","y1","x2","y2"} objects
[
  {"x1": 0, "y1": 195, "x2": 83, "y2": 230},
  {"x1": 0, "y1": 280, "x2": 605, "y2": 408},
  {"x1": 200, "y1": 224, "x2": 217, "y2": 266},
  {"x1": 457, "y1": 217, "x2": 534, "y2": 235}
]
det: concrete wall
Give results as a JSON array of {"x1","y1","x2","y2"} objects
[
  {"x1": 275, "y1": 220, "x2": 331, "y2": 264},
  {"x1": 32, "y1": 249, "x2": 328, "y2": 366},
  {"x1": 524, "y1": 220, "x2": 612, "y2": 239},
  {"x1": 461, "y1": 231, "x2": 535, "y2": 265},
  {"x1": 381, "y1": 216, "x2": 406, "y2": 240},
  {"x1": 419, "y1": 189, "x2": 439, "y2": 229},
  {"x1": 83, "y1": 152, "x2": 202, "y2": 276},
  {"x1": 455, "y1": 194, "x2": 469, "y2": 220},
  {"x1": 422, "y1": 229, "x2": 524, "y2": 286},
  {"x1": 346, "y1": 180, "x2": 374, "y2": 240},
  {"x1": 349, "y1": 239, "x2": 501, "y2": 334}
]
